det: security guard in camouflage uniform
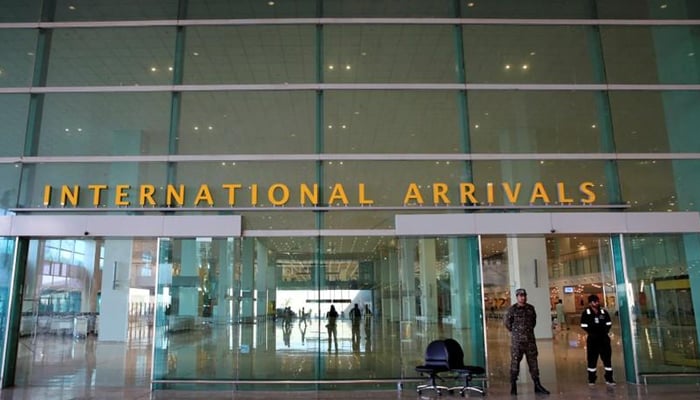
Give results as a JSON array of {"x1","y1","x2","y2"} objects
[
  {"x1": 580, "y1": 294, "x2": 615, "y2": 386},
  {"x1": 504, "y1": 288, "x2": 550, "y2": 395}
]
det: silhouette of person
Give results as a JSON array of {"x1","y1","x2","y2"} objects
[
  {"x1": 349, "y1": 303, "x2": 362, "y2": 351},
  {"x1": 326, "y1": 305, "x2": 339, "y2": 352}
]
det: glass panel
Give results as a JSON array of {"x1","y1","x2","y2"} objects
[
  {"x1": 18, "y1": 163, "x2": 168, "y2": 208},
  {"x1": 468, "y1": 91, "x2": 603, "y2": 153},
  {"x1": 0, "y1": 30, "x2": 37, "y2": 87},
  {"x1": 471, "y1": 160, "x2": 610, "y2": 206},
  {"x1": 624, "y1": 233, "x2": 700, "y2": 374},
  {"x1": 403, "y1": 236, "x2": 485, "y2": 364},
  {"x1": 0, "y1": 0, "x2": 41, "y2": 22},
  {"x1": 323, "y1": 210, "x2": 396, "y2": 230},
  {"x1": 461, "y1": 0, "x2": 596, "y2": 18},
  {"x1": 0, "y1": 95, "x2": 30, "y2": 156},
  {"x1": 618, "y1": 160, "x2": 700, "y2": 212},
  {"x1": 186, "y1": 0, "x2": 317, "y2": 19},
  {"x1": 37, "y1": 93, "x2": 171, "y2": 156},
  {"x1": 463, "y1": 25, "x2": 600, "y2": 84},
  {"x1": 602, "y1": 26, "x2": 700, "y2": 84},
  {"x1": 597, "y1": 0, "x2": 700, "y2": 19},
  {"x1": 610, "y1": 91, "x2": 700, "y2": 153},
  {"x1": 46, "y1": 28, "x2": 176, "y2": 86},
  {"x1": 323, "y1": 160, "x2": 466, "y2": 208},
  {"x1": 0, "y1": 237, "x2": 15, "y2": 373},
  {"x1": 240, "y1": 212, "x2": 316, "y2": 230},
  {"x1": 53, "y1": 0, "x2": 178, "y2": 21},
  {"x1": 324, "y1": 0, "x2": 452, "y2": 17},
  {"x1": 172, "y1": 161, "x2": 316, "y2": 208},
  {"x1": 177, "y1": 91, "x2": 315, "y2": 154},
  {"x1": 0, "y1": 164, "x2": 21, "y2": 214},
  {"x1": 16, "y1": 238, "x2": 155, "y2": 387},
  {"x1": 324, "y1": 25, "x2": 457, "y2": 83},
  {"x1": 183, "y1": 26, "x2": 315, "y2": 84},
  {"x1": 324, "y1": 91, "x2": 461, "y2": 153}
]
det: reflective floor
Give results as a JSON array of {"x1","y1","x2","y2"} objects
[{"x1": 3, "y1": 317, "x2": 700, "y2": 399}]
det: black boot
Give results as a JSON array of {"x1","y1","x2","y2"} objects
[
  {"x1": 604, "y1": 370, "x2": 616, "y2": 386},
  {"x1": 510, "y1": 381, "x2": 517, "y2": 395},
  {"x1": 534, "y1": 379, "x2": 550, "y2": 395}
]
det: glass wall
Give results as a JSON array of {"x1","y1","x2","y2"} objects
[
  {"x1": 14, "y1": 238, "x2": 157, "y2": 387},
  {"x1": 153, "y1": 235, "x2": 484, "y2": 384},
  {"x1": 623, "y1": 233, "x2": 700, "y2": 376},
  {"x1": 0, "y1": 237, "x2": 15, "y2": 382}
]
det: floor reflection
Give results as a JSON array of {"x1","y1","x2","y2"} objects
[{"x1": 14, "y1": 314, "x2": 700, "y2": 391}]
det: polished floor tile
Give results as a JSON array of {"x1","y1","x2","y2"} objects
[{"x1": 3, "y1": 317, "x2": 700, "y2": 399}]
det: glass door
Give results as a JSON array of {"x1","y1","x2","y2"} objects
[{"x1": 12, "y1": 237, "x2": 157, "y2": 387}]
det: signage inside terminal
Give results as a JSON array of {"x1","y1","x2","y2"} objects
[{"x1": 42, "y1": 181, "x2": 597, "y2": 208}]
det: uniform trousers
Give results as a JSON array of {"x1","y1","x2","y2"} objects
[
  {"x1": 510, "y1": 339, "x2": 540, "y2": 381},
  {"x1": 586, "y1": 335, "x2": 612, "y2": 382}
]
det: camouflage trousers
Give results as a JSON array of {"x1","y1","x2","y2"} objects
[{"x1": 510, "y1": 339, "x2": 540, "y2": 382}]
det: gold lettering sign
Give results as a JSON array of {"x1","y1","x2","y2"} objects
[{"x1": 41, "y1": 181, "x2": 597, "y2": 208}]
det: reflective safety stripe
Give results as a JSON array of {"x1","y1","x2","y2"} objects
[
  {"x1": 580, "y1": 323, "x2": 589, "y2": 327},
  {"x1": 606, "y1": 321, "x2": 612, "y2": 325},
  {"x1": 604, "y1": 367, "x2": 613, "y2": 371},
  {"x1": 587, "y1": 368, "x2": 597, "y2": 372},
  {"x1": 586, "y1": 309, "x2": 591, "y2": 314}
]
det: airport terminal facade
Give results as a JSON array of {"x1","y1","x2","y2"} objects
[{"x1": 0, "y1": 0, "x2": 699, "y2": 390}]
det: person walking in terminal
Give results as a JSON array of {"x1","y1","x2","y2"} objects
[
  {"x1": 504, "y1": 288, "x2": 550, "y2": 395},
  {"x1": 556, "y1": 299, "x2": 568, "y2": 330},
  {"x1": 580, "y1": 294, "x2": 615, "y2": 386}
]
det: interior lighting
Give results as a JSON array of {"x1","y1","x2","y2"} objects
[
  {"x1": 328, "y1": 65, "x2": 335, "y2": 70},
  {"x1": 193, "y1": 52, "x2": 199, "y2": 56},
  {"x1": 467, "y1": 2, "x2": 475, "y2": 7},
  {"x1": 521, "y1": 64, "x2": 528, "y2": 70},
  {"x1": 660, "y1": 4, "x2": 667, "y2": 9},
  {"x1": 591, "y1": 124, "x2": 597, "y2": 128},
  {"x1": 689, "y1": 52, "x2": 695, "y2": 57},
  {"x1": 194, "y1": 126, "x2": 199, "y2": 131},
  {"x1": 345, "y1": 65, "x2": 351, "y2": 70},
  {"x1": 168, "y1": 66, "x2": 173, "y2": 71},
  {"x1": 341, "y1": 125, "x2": 347, "y2": 129},
  {"x1": 530, "y1": 51, "x2": 536, "y2": 56},
  {"x1": 328, "y1": 125, "x2": 333, "y2": 129},
  {"x1": 505, "y1": 64, "x2": 511, "y2": 70},
  {"x1": 208, "y1": 126, "x2": 213, "y2": 130},
  {"x1": 474, "y1": 124, "x2": 479, "y2": 128},
  {"x1": 150, "y1": 67, "x2": 157, "y2": 72},
  {"x1": 268, "y1": 1, "x2": 275, "y2": 5},
  {"x1": 69, "y1": 5, "x2": 76, "y2": 10}
]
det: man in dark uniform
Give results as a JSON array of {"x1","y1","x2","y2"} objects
[
  {"x1": 580, "y1": 294, "x2": 615, "y2": 385},
  {"x1": 504, "y1": 288, "x2": 550, "y2": 395}
]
